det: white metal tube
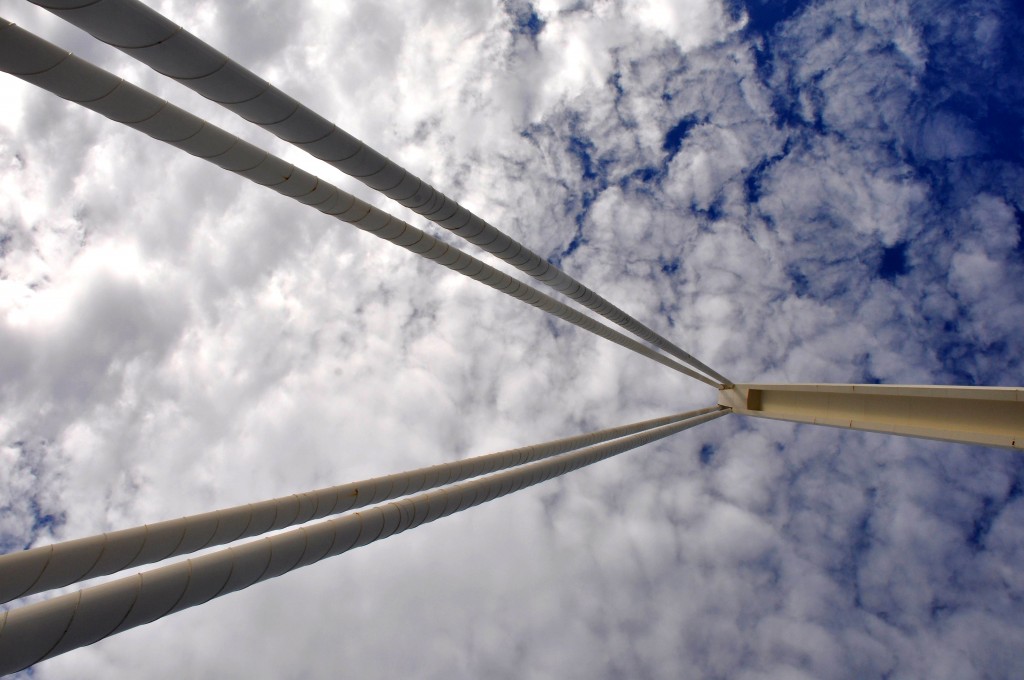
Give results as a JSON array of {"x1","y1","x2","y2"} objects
[
  {"x1": 0, "y1": 19, "x2": 722, "y2": 387},
  {"x1": 27, "y1": 0, "x2": 731, "y2": 387},
  {"x1": 0, "y1": 407, "x2": 719, "y2": 604},
  {"x1": 0, "y1": 408, "x2": 729, "y2": 675},
  {"x1": 719, "y1": 383, "x2": 1023, "y2": 449}
]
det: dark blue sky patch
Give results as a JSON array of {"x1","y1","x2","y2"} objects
[
  {"x1": 1009, "y1": 462, "x2": 1024, "y2": 502},
  {"x1": 706, "y1": 196, "x2": 724, "y2": 222},
  {"x1": 787, "y1": 266, "x2": 809, "y2": 297},
  {"x1": 751, "y1": 41, "x2": 774, "y2": 81},
  {"x1": 699, "y1": 443, "x2": 716, "y2": 465},
  {"x1": 730, "y1": 0, "x2": 814, "y2": 114},
  {"x1": 564, "y1": 126, "x2": 614, "y2": 187},
  {"x1": 658, "y1": 300, "x2": 677, "y2": 328},
  {"x1": 743, "y1": 10, "x2": 851, "y2": 135},
  {"x1": 618, "y1": 166, "x2": 662, "y2": 194},
  {"x1": 726, "y1": 0, "x2": 813, "y2": 37},
  {"x1": 556, "y1": 120, "x2": 615, "y2": 263},
  {"x1": 764, "y1": 65, "x2": 830, "y2": 135},
  {"x1": 803, "y1": 81, "x2": 829, "y2": 134},
  {"x1": 518, "y1": 122, "x2": 544, "y2": 143},
  {"x1": 543, "y1": 316, "x2": 562, "y2": 339},
  {"x1": 967, "y1": 496, "x2": 999, "y2": 552},
  {"x1": 935, "y1": 335, "x2": 986, "y2": 384},
  {"x1": 32, "y1": 508, "x2": 60, "y2": 533},
  {"x1": 854, "y1": 353, "x2": 883, "y2": 384},
  {"x1": 506, "y1": 1, "x2": 545, "y2": 40},
  {"x1": 0, "y1": 533, "x2": 23, "y2": 555},
  {"x1": 609, "y1": 70, "x2": 625, "y2": 105},
  {"x1": 837, "y1": 487, "x2": 878, "y2": 610},
  {"x1": 24, "y1": 499, "x2": 65, "y2": 550},
  {"x1": 930, "y1": 600, "x2": 956, "y2": 622},
  {"x1": 688, "y1": 196, "x2": 725, "y2": 222},
  {"x1": 568, "y1": 134, "x2": 599, "y2": 181},
  {"x1": 547, "y1": 189, "x2": 592, "y2": 266},
  {"x1": 1013, "y1": 203, "x2": 1024, "y2": 257},
  {"x1": 851, "y1": 491, "x2": 875, "y2": 557},
  {"x1": 916, "y1": 2, "x2": 1024, "y2": 164},
  {"x1": 897, "y1": 0, "x2": 1024, "y2": 260},
  {"x1": 535, "y1": 115, "x2": 617, "y2": 267},
  {"x1": 743, "y1": 166, "x2": 766, "y2": 204},
  {"x1": 878, "y1": 241, "x2": 910, "y2": 280},
  {"x1": 2, "y1": 439, "x2": 68, "y2": 552},
  {"x1": 662, "y1": 115, "x2": 703, "y2": 161},
  {"x1": 575, "y1": 189, "x2": 597, "y2": 226},
  {"x1": 550, "y1": 226, "x2": 586, "y2": 266},
  {"x1": 744, "y1": 142, "x2": 790, "y2": 203},
  {"x1": 637, "y1": 166, "x2": 658, "y2": 182},
  {"x1": 821, "y1": 280, "x2": 851, "y2": 304},
  {"x1": 661, "y1": 257, "x2": 680, "y2": 275},
  {"x1": 769, "y1": 89, "x2": 806, "y2": 131}
]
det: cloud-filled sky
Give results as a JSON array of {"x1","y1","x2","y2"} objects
[{"x1": 1, "y1": 0, "x2": 1022, "y2": 677}]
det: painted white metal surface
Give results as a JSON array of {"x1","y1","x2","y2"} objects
[
  {"x1": 29, "y1": 0, "x2": 730, "y2": 386},
  {"x1": 0, "y1": 20, "x2": 717, "y2": 387},
  {"x1": 719, "y1": 384, "x2": 1023, "y2": 449},
  {"x1": 0, "y1": 409, "x2": 729, "y2": 674},
  {"x1": 0, "y1": 407, "x2": 720, "y2": 605}
]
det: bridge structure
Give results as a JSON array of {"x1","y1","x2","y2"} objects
[{"x1": 0, "y1": 1, "x2": 1019, "y2": 674}]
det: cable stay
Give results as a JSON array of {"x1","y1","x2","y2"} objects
[
  {"x1": 0, "y1": 20, "x2": 722, "y2": 387},
  {"x1": 0, "y1": 406, "x2": 728, "y2": 673},
  {"x1": 26, "y1": 0, "x2": 731, "y2": 387}
]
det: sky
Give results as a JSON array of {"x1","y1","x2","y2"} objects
[{"x1": 1, "y1": 0, "x2": 1023, "y2": 677}]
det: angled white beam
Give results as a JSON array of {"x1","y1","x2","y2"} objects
[
  {"x1": 719, "y1": 384, "x2": 1023, "y2": 450},
  {"x1": 0, "y1": 19, "x2": 722, "y2": 387},
  {"x1": 0, "y1": 408, "x2": 729, "y2": 674},
  {"x1": 28, "y1": 0, "x2": 732, "y2": 387},
  {"x1": 0, "y1": 406, "x2": 720, "y2": 605}
]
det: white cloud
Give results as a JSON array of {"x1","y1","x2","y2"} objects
[{"x1": 0, "y1": 0, "x2": 1021, "y2": 677}]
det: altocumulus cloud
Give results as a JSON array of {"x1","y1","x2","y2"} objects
[{"x1": 0, "y1": 0, "x2": 1022, "y2": 678}]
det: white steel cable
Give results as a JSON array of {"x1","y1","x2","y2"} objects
[
  {"x1": 0, "y1": 408, "x2": 729, "y2": 674},
  {"x1": 26, "y1": 0, "x2": 733, "y2": 387},
  {"x1": 0, "y1": 407, "x2": 720, "y2": 605},
  {"x1": 0, "y1": 19, "x2": 723, "y2": 387}
]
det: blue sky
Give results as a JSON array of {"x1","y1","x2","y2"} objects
[{"x1": 1, "y1": 0, "x2": 1022, "y2": 677}]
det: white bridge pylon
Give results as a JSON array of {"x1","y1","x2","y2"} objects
[{"x1": 720, "y1": 384, "x2": 1023, "y2": 450}]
